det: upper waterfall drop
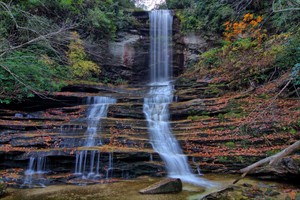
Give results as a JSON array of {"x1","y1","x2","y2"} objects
[
  {"x1": 144, "y1": 10, "x2": 216, "y2": 188},
  {"x1": 149, "y1": 10, "x2": 172, "y2": 83}
]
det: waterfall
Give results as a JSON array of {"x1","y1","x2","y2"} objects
[
  {"x1": 75, "y1": 96, "x2": 116, "y2": 179},
  {"x1": 143, "y1": 10, "x2": 215, "y2": 187},
  {"x1": 22, "y1": 156, "x2": 47, "y2": 188},
  {"x1": 149, "y1": 10, "x2": 172, "y2": 83},
  {"x1": 85, "y1": 96, "x2": 116, "y2": 146}
]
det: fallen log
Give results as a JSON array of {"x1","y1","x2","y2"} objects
[{"x1": 233, "y1": 140, "x2": 300, "y2": 184}]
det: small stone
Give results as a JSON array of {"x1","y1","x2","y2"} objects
[
  {"x1": 242, "y1": 187, "x2": 263, "y2": 198},
  {"x1": 264, "y1": 188, "x2": 280, "y2": 196},
  {"x1": 139, "y1": 178, "x2": 182, "y2": 194},
  {"x1": 242, "y1": 183, "x2": 252, "y2": 187}
]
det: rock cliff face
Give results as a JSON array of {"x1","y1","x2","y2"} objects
[
  {"x1": 86, "y1": 11, "x2": 151, "y2": 85},
  {"x1": 92, "y1": 11, "x2": 185, "y2": 84}
]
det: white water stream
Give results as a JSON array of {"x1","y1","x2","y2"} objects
[
  {"x1": 143, "y1": 10, "x2": 215, "y2": 187},
  {"x1": 22, "y1": 156, "x2": 47, "y2": 187},
  {"x1": 75, "y1": 96, "x2": 116, "y2": 179}
]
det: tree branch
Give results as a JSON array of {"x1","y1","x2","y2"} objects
[
  {"x1": 272, "y1": 0, "x2": 300, "y2": 12},
  {"x1": 0, "y1": 2, "x2": 75, "y2": 57},
  {"x1": 0, "y1": 2, "x2": 76, "y2": 102},
  {"x1": 233, "y1": 140, "x2": 300, "y2": 184},
  {"x1": 0, "y1": 26, "x2": 71, "y2": 57}
]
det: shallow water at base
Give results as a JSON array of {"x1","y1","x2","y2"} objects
[{"x1": 3, "y1": 174, "x2": 299, "y2": 200}]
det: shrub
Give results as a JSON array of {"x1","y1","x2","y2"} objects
[
  {"x1": 201, "y1": 48, "x2": 221, "y2": 66},
  {"x1": 166, "y1": 0, "x2": 193, "y2": 9},
  {"x1": 85, "y1": 7, "x2": 116, "y2": 38},
  {"x1": 291, "y1": 63, "x2": 300, "y2": 87},
  {"x1": 174, "y1": 0, "x2": 235, "y2": 33},
  {"x1": 275, "y1": 30, "x2": 300, "y2": 71},
  {"x1": 67, "y1": 32, "x2": 100, "y2": 79},
  {"x1": 0, "y1": 48, "x2": 66, "y2": 103},
  {"x1": 223, "y1": 13, "x2": 265, "y2": 43},
  {"x1": 225, "y1": 141, "x2": 235, "y2": 149}
]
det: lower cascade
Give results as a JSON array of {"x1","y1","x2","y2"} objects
[
  {"x1": 144, "y1": 10, "x2": 215, "y2": 187},
  {"x1": 74, "y1": 96, "x2": 116, "y2": 180},
  {"x1": 22, "y1": 156, "x2": 48, "y2": 188}
]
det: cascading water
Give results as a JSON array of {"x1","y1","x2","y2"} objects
[
  {"x1": 84, "y1": 96, "x2": 116, "y2": 147},
  {"x1": 143, "y1": 10, "x2": 215, "y2": 187},
  {"x1": 22, "y1": 156, "x2": 47, "y2": 188},
  {"x1": 74, "y1": 96, "x2": 116, "y2": 179}
]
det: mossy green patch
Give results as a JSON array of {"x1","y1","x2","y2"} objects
[{"x1": 225, "y1": 141, "x2": 235, "y2": 149}]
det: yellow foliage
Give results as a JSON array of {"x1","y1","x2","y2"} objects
[
  {"x1": 256, "y1": 16, "x2": 263, "y2": 23},
  {"x1": 40, "y1": 54, "x2": 55, "y2": 66},
  {"x1": 243, "y1": 13, "x2": 253, "y2": 22},
  {"x1": 67, "y1": 32, "x2": 100, "y2": 79},
  {"x1": 223, "y1": 13, "x2": 264, "y2": 43},
  {"x1": 70, "y1": 61, "x2": 99, "y2": 79},
  {"x1": 250, "y1": 20, "x2": 258, "y2": 27}
]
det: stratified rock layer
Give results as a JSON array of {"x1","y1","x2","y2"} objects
[{"x1": 0, "y1": 76, "x2": 299, "y2": 186}]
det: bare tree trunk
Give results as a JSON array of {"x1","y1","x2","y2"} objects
[{"x1": 233, "y1": 140, "x2": 300, "y2": 184}]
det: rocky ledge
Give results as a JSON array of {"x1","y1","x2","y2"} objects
[{"x1": 0, "y1": 75, "x2": 299, "y2": 186}]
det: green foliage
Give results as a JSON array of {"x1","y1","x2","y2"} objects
[
  {"x1": 0, "y1": 16, "x2": 12, "y2": 39},
  {"x1": 201, "y1": 48, "x2": 221, "y2": 66},
  {"x1": 169, "y1": 0, "x2": 298, "y2": 36},
  {"x1": 282, "y1": 126, "x2": 298, "y2": 135},
  {"x1": 275, "y1": 31, "x2": 300, "y2": 71},
  {"x1": 85, "y1": 7, "x2": 116, "y2": 38},
  {"x1": 194, "y1": 27, "x2": 298, "y2": 90},
  {"x1": 165, "y1": 0, "x2": 194, "y2": 9},
  {"x1": 266, "y1": 149, "x2": 281, "y2": 156},
  {"x1": 0, "y1": 0, "x2": 138, "y2": 104},
  {"x1": 0, "y1": 48, "x2": 66, "y2": 103},
  {"x1": 114, "y1": 78, "x2": 128, "y2": 85},
  {"x1": 173, "y1": 0, "x2": 235, "y2": 33},
  {"x1": 271, "y1": 1, "x2": 300, "y2": 33},
  {"x1": 13, "y1": 0, "x2": 135, "y2": 40},
  {"x1": 291, "y1": 63, "x2": 300, "y2": 86},
  {"x1": 232, "y1": 38, "x2": 256, "y2": 50},
  {"x1": 217, "y1": 156, "x2": 228, "y2": 162},
  {"x1": 187, "y1": 115, "x2": 209, "y2": 121},
  {"x1": 103, "y1": 77, "x2": 111, "y2": 84},
  {"x1": 224, "y1": 111, "x2": 245, "y2": 119},
  {"x1": 67, "y1": 32, "x2": 100, "y2": 79},
  {"x1": 225, "y1": 141, "x2": 235, "y2": 149},
  {"x1": 257, "y1": 93, "x2": 271, "y2": 99},
  {"x1": 290, "y1": 128, "x2": 297, "y2": 135},
  {"x1": 59, "y1": 0, "x2": 73, "y2": 7}
]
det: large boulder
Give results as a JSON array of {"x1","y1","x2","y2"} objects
[{"x1": 139, "y1": 178, "x2": 182, "y2": 194}]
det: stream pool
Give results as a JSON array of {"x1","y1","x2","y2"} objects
[{"x1": 2, "y1": 174, "x2": 299, "y2": 200}]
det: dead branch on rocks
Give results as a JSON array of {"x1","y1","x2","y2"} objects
[{"x1": 233, "y1": 140, "x2": 300, "y2": 184}]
